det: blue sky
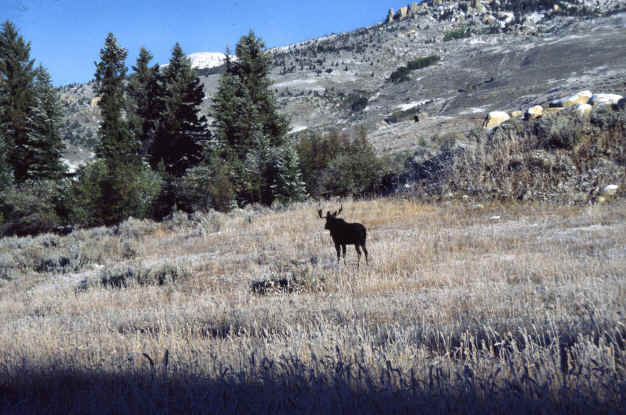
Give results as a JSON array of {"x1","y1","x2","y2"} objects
[{"x1": 4, "y1": 0, "x2": 414, "y2": 86}]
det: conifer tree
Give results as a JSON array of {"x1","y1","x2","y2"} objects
[
  {"x1": 0, "y1": 21, "x2": 66, "y2": 183},
  {"x1": 152, "y1": 42, "x2": 206, "y2": 177},
  {"x1": 26, "y1": 65, "x2": 66, "y2": 180},
  {"x1": 212, "y1": 31, "x2": 305, "y2": 205},
  {"x1": 94, "y1": 33, "x2": 139, "y2": 166},
  {"x1": 0, "y1": 20, "x2": 36, "y2": 183},
  {"x1": 93, "y1": 33, "x2": 144, "y2": 225},
  {"x1": 127, "y1": 47, "x2": 164, "y2": 157}
]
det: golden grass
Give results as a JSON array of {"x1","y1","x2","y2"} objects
[{"x1": 0, "y1": 198, "x2": 624, "y2": 413}]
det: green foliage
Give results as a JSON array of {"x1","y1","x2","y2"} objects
[
  {"x1": 346, "y1": 93, "x2": 369, "y2": 112},
  {"x1": 0, "y1": 21, "x2": 65, "y2": 183},
  {"x1": 94, "y1": 33, "x2": 138, "y2": 166},
  {"x1": 443, "y1": 27, "x2": 471, "y2": 42},
  {"x1": 127, "y1": 47, "x2": 164, "y2": 158},
  {"x1": 389, "y1": 55, "x2": 440, "y2": 83},
  {"x1": 296, "y1": 127, "x2": 386, "y2": 198},
  {"x1": 407, "y1": 55, "x2": 440, "y2": 70},
  {"x1": 26, "y1": 66, "x2": 67, "y2": 180},
  {"x1": 150, "y1": 43, "x2": 207, "y2": 177},
  {"x1": 211, "y1": 32, "x2": 304, "y2": 207},
  {"x1": 0, "y1": 180, "x2": 66, "y2": 236},
  {"x1": 69, "y1": 160, "x2": 161, "y2": 227}
]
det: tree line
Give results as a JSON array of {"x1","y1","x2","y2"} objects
[{"x1": 0, "y1": 21, "x2": 389, "y2": 236}]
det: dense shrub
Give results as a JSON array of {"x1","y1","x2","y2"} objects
[
  {"x1": 69, "y1": 159, "x2": 161, "y2": 227},
  {"x1": 443, "y1": 27, "x2": 471, "y2": 42},
  {"x1": 296, "y1": 127, "x2": 388, "y2": 198},
  {"x1": 80, "y1": 262, "x2": 191, "y2": 290},
  {"x1": 389, "y1": 55, "x2": 440, "y2": 83},
  {"x1": 0, "y1": 180, "x2": 68, "y2": 236}
]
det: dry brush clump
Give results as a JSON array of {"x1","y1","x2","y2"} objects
[
  {"x1": 406, "y1": 103, "x2": 626, "y2": 203},
  {"x1": 0, "y1": 198, "x2": 624, "y2": 413}
]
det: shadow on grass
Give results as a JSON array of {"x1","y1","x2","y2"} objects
[{"x1": 1, "y1": 362, "x2": 622, "y2": 414}]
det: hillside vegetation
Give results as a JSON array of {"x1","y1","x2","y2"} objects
[{"x1": 1, "y1": 198, "x2": 624, "y2": 413}]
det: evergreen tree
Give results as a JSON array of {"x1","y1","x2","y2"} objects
[
  {"x1": 26, "y1": 65, "x2": 66, "y2": 180},
  {"x1": 212, "y1": 31, "x2": 305, "y2": 206},
  {"x1": 152, "y1": 42, "x2": 207, "y2": 177},
  {"x1": 94, "y1": 33, "x2": 138, "y2": 165},
  {"x1": 0, "y1": 21, "x2": 66, "y2": 183},
  {"x1": 0, "y1": 20, "x2": 36, "y2": 183},
  {"x1": 127, "y1": 47, "x2": 164, "y2": 157},
  {"x1": 93, "y1": 33, "x2": 144, "y2": 225}
]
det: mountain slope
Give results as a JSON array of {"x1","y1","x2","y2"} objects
[{"x1": 58, "y1": 0, "x2": 626, "y2": 166}]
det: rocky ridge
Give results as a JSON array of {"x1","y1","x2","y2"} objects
[{"x1": 58, "y1": 0, "x2": 626, "y2": 199}]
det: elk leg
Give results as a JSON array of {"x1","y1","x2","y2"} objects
[
  {"x1": 334, "y1": 243, "x2": 341, "y2": 263},
  {"x1": 355, "y1": 245, "x2": 362, "y2": 268},
  {"x1": 342, "y1": 245, "x2": 347, "y2": 264}
]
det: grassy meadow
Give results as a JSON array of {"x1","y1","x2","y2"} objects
[{"x1": 0, "y1": 198, "x2": 624, "y2": 414}]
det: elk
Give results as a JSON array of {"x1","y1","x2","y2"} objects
[{"x1": 318, "y1": 205, "x2": 368, "y2": 267}]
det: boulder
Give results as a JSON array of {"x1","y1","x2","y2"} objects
[
  {"x1": 550, "y1": 90, "x2": 592, "y2": 107},
  {"x1": 525, "y1": 105, "x2": 543, "y2": 119},
  {"x1": 589, "y1": 93, "x2": 623, "y2": 106},
  {"x1": 483, "y1": 111, "x2": 510, "y2": 128},
  {"x1": 602, "y1": 184, "x2": 619, "y2": 197},
  {"x1": 398, "y1": 6, "x2": 409, "y2": 19},
  {"x1": 511, "y1": 110, "x2": 523, "y2": 119}
]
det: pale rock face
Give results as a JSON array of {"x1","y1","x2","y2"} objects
[
  {"x1": 399, "y1": 6, "x2": 409, "y2": 18},
  {"x1": 550, "y1": 90, "x2": 592, "y2": 107},
  {"x1": 483, "y1": 111, "x2": 510, "y2": 128},
  {"x1": 589, "y1": 93, "x2": 623, "y2": 106},
  {"x1": 511, "y1": 110, "x2": 523, "y2": 118},
  {"x1": 526, "y1": 105, "x2": 543, "y2": 118}
]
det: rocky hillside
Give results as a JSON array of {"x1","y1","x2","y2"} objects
[{"x1": 58, "y1": 0, "x2": 626, "y2": 173}]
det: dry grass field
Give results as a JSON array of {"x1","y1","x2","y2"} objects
[{"x1": 0, "y1": 198, "x2": 624, "y2": 414}]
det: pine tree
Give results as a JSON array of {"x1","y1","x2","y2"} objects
[
  {"x1": 127, "y1": 47, "x2": 164, "y2": 157},
  {"x1": 94, "y1": 33, "x2": 138, "y2": 165},
  {"x1": 151, "y1": 42, "x2": 207, "y2": 177},
  {"x1": 0, "y1": 20, "x2": 36, "y2": 183},
  {"x1": 26, "y1": 65, "x2": 66, "y2": 180},
  {"x1": 93, "y1": 33, "x2": 144, "y2": 225},
  {"x1": 211, "y1": 31, "x2": 304, "y2": 206},
  {"x1": 0, "y1": 21, "x2": 67, "y2": 183}
]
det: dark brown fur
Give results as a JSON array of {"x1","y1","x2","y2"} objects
[{"x1": 318, "y1": 206, "x2": 368, "y2": 267}]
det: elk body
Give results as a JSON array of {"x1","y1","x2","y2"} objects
[{"x1": 318, "y1": 206, "x2": 368, "y2": 266}]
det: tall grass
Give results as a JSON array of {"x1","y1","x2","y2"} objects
[{"x1": 0, "y1": 198, "x2": 624, "y2": 413}]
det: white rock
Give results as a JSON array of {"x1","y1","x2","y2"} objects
[
  {"x1": 589, "y1": 93, "x2": 623, "y2": 106},
  {"x1": 526, "y1": 105, "x2": 543, "y2": 118},
  {"x1": 602, "y1": 184, "x2": 619, "y2": 196},
  {"x1": 483, "y1": 111, "x2": 510, "y2": 128},
  {"x1": 551, "y1": 90, "x2": 592, "y2": 107}
]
